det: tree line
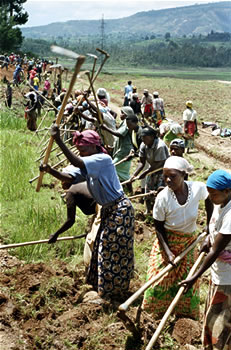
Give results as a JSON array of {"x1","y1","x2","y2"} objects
[
  {"x1": 20, "y1": 35, "x2": 231, "y2": 68},
  {"x1": 1, "y1": 1, "x2": 230, "y2": 69}
]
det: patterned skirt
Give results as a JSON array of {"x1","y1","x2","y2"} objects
[
  {"x1": 203, "y1": 282, "x2": 231, "y2": 350},
  {"x1": 87, "y1": 196, "x2": 135, "y2": 299},
  {"x1": 142, "y1": 230, "x2": 200, "y2": 319},
  {"x1": 185, "y1": 121, "x2": 196, "y2": 149}
]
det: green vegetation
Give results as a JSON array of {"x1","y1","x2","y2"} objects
[
  {"x1": 0, "y1": 107, "x2": 86, "y2": 263},
  {"x1": 0, "y1": 0, "x2": 28, "y2": 52}
]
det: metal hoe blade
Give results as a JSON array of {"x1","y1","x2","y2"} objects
[{"x1": 51, "y1": 45, "x2": 79, "y2": 59}]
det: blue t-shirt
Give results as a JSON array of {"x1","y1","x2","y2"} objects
[
  {"x1": 124, "y1": 84, "x2": 133, "y2": 98},
  {"x1": 63, "y1": 153, "x2": 124, "y2": 206}
]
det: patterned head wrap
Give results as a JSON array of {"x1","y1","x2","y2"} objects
[
  {"x1": 206, "y1": 169, "x2": 231, "y2": 190},
  {"x1": 73, "y1": 130, "x2": 107, "y2": 154},
  {"x1": 170, "y1": 138, "x2": 185, "y2": 149},
  {"x1": 121, "y1": 106, "x2": 135, "y2": 117},
  {"x1": 164, "y1": 156, "x2": 194, "y2": 174}
]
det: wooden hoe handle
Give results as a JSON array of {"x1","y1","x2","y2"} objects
[{"x1": 36, "y1": 55, "x2": 85, "y2": 192}]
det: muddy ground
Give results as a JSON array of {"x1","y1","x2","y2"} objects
[{"x1": 0, "y1": 64, "x2": 230, "y2": 350}]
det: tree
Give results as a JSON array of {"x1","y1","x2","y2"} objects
[{"x1": 0, "y1": 0, "x2": 28, "y2": 52}]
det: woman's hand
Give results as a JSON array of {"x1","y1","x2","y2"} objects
[
  {"x1": 179, "y1": 276, "x2": 197, "y2": 293},
  {"x1": 50, "y1": 123, "x2": 60, "y2": 140},
  {"x1": 39, "y1": 163, "x2": 51, "y2": 173},
  {"x1": 138, "y1": 172, "x2": 146, "y2": 180},
  {"x1": 199, "y1": 235, "x2": 211, "y2": 254},
  {"x1": 48, "y1": 233, "x2": 59, "y2": 244},
  {"x1": 167, "y1": 251, "x2": 176, "y2": 266}
]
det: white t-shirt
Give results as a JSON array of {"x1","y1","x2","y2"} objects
[
  {"x1": 209, "y1": 201, "x2": 231, "y2": 285},
  {"x1": 153, "y1": 181, "x2": 208, "y2": 233},
  {"x1": 183, "y1": 108, "x2": 197, "y2": 122}
]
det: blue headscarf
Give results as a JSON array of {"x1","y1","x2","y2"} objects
[{"x1": 206, "y1": 169, "x2": 231, "y2": 190}]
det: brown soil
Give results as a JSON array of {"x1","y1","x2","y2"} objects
[
  {"x1": 1, "y1": 67, "x2": 229, "y2": 350},
  {"x1": 172, "y1": 318, "x2": 201, "y2": 346}
]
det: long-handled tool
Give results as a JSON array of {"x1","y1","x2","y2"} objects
[
  {"x1": 85, "y1": 71, "x2": 103, "y2": 125},
  {"x1": 29, "y1": 148, "x2": 80, "y2": 184},
  {"x1": 87, "y1": 53, "x2": 98, "y2": 80},
  {"x1": 0, "y1": 233, "x2": 87, "y2": 250},
  {"x1": 92, "y1": 48, "x2": 110, "y2": 84},
  {"x1": 118, "y1": 231, "x2": 207, "y2": 312},
  {"x1": 36, "y1": 53, "x2": 85, "y2": 192},
  {"x1": 145, "y1": 251, "x2": 206, "y2": 350},
  {"x1": 121, "y1": 167, "x2": 163, "y2": 186}
]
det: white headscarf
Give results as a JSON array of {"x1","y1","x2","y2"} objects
[{"x1": 163, "y1": 156, "x2": 194, "y2": 174}]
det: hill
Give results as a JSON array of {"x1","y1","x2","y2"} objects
[{"x1": 21, "y1": 2, "x2": 231, "y2": 39}]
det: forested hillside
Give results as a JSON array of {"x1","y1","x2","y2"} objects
[
  {"x1": 21, "y1": 32, "x2": 231, "y2": 68},
  {"x1": 21, "y1": 1, "x2": 231, "y2": 38}
]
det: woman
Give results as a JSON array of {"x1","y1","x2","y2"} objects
[
  {"x1": 40, "y1": 126, "x2": 135, "y2": 299},
  {"x1": 129, "y1": 126, "x2": 169, "y2": 214},
  {"x1": 102, "y1": 106, "x2": 135, "y2": 193},
  {"x1": 180, "y1": 169, "x2": 231, "y2": 350},
  {"x1": 142, "y1": 156, "x2": 213, "y2": 319},
  {"x1": 183, "y1": 100, "x2": 198, "y2": 153}
]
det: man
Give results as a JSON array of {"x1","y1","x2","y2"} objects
[
  {"x1": 130, "y1": 93, "x2": 142, "y2": 117},
  {"x1": 5, "y1": 80, "x2": 12, "y2": 108},
  {"x1": 24, "y1": 90, "x2": 38, "y2": 131},
  {"x1": 169, "y1": 139, "x2": 188, "y2": 180},
  {"x1": 153, "y1": 91, "x2": 165, "y2": 123},
  {"x1": 141, "y1": 89, "x2": 153, "y2": 121},
  {"x1": 169, "y1": 138, "x2": 185, "y2": 157},
  {"x1": 123, "y1": 81, "x2": 133, "y2": 106},
  {"x1": 13, "y1": 64, "x2": 23, "y2": 86},
  {"x1": 1, "y1": 54, "x2": 9, "y2": 70},
  {"x1": 130, "y1": 126, "x2": 169, "y2": 214}
]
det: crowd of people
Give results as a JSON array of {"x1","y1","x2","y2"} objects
[{"x1": 1, "y1": 59, "x2": 230, "y2": 350}]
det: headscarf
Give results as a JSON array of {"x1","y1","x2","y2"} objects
[
  {"x1": 97, "y1": 88, "x2": 107, "y2": 97},
  {"x1": 121, "y1": 106, "x2": 134, "y2": 117},
  {"x1": 206, "y1": 169, "x2": 231, "y2": 190},
  {"x1": 141, "y1": 126, "x2": 157, "y2": 138},
  {"x1": 170, "y1": 138, "x2": 185, "y2": 149},
  {"x1": 186, "y1": 100, "x2": 193, "y2": 108},
  {"x1": 163, "y1": 156, "x2": 194, "y2": 174},
  {"x1": 73, "y1": 130, "x2": 107, "y2": 154}
]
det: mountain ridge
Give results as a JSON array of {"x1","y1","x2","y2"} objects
[{"x1": 22, "y1": 2, "x2": 231, "y2": 38}]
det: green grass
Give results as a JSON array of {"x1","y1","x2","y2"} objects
[
  {"x1": 0, "y1": 107, "x2": 87, "y2": 263},
  {"x1": 56, "y1": 57, "x2": 231, "y2": 81}
]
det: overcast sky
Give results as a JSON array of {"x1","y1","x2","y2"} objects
[{"x1": 23, "y1": 0, "x2": 229, "y2": 27}]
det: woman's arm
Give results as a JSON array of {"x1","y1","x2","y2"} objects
[
  {"x1": 154, "y1": 219, "x2": 176, "y2": 264},
  {"x1": 50, "y1": 124, "x2": 85, "y2": 169},
  {"x1": 129, "y1": 156, "x2": 146, "y2": 181},
  {"x1": 194, "y1": 119, "x2": 198, "y2": 132},
  {"x1": 101, "y1": 123, "x2": 123, "y2": 137},
  {"x1": 180, "y1": 233, "x2": 231, "y2": 292},
  {"x1": 48, "y1": 193, "x2": 77, "y2": 243},
  {"x1": 138, "y1": 160, "x2": 165, "y2": 179},
  {"x1": 205, "y1": 196, "x2": 214, "y2": 234},
  {"x1": 40, "y1": 164, "x2": 74, "y2": 183},
  {"x1": 77, "y1": 109, "x2": 97, "y2": 123}
]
